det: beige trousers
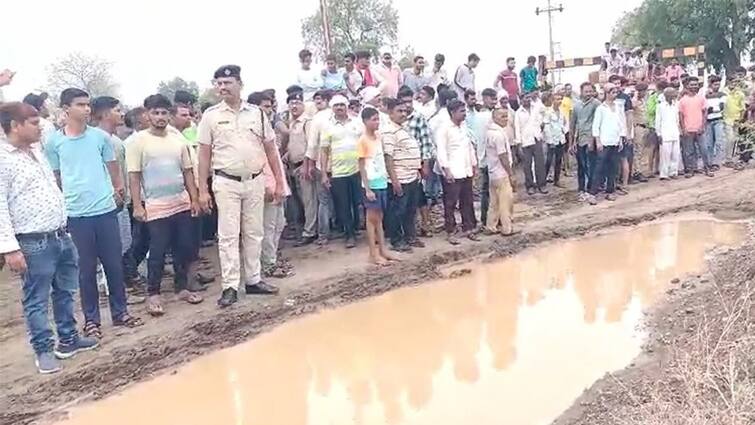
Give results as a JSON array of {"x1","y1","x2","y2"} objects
[
  {"x1": 213, "y1": 174, "x2": 265, "y2": 291},
  {"x1": 486, "y1": 176, "x2": 514, "y2": 235}
]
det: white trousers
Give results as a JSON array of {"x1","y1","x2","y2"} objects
[{"x1": 660, "y1": 140, "x2": 681, "y2": 178}]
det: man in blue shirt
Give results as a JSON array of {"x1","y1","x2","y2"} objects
[
  {"x1": 520, "y1": 56, "x2": 539, "y2": 94},
  {"x1": 46, "y1": 88, "x2": 143, "y2": 338}
]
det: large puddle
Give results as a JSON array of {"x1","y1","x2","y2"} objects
[{"x1": 56, "y1": 219, "x2": 745, "y2": 425}]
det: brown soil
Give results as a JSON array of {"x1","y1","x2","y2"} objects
[{"x1": 1, "y1": 168, "x2": 754, "y2": 425}]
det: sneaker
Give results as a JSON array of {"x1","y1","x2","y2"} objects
[
  {"x1": 54, "y1": 336, "x2": 100, "y2": 360},
  {"x1": 36, "y1": 352, "x2": 62, "y2": 374}
]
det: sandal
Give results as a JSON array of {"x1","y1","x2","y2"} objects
[
  {"x1": 146, "y1": 296, "x2": 164, "y2": 317},
  {"x1": 264, "y1": 266, "x2": 295, "y2": 279},
  {"x1": 178, "y1": 290, "x2": 204, "y2": 305},
  {"x1": 83, "y1": 321, "x2": 102, "y2": 339},
  {"x1": 114, "y1": 313, "x2": 145, "y2": 327}
]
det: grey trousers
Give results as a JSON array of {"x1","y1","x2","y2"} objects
[
  {"x1": 521, "y1": 141, "x2": 547, "y2": 189},
  {"x1": 294, "y1": 172, "x2": 319, "y2": 238},
  {"x1": 681, "y1": 132, "x2": 711, "y2": 172}
]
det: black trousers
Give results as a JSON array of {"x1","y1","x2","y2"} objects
[
  {"x1": 441, "y1": 177, "x2": 476, "y2": 234},
  {"x1": 125, "y1": 204, "x2": 149, "y2": 283},
  {"x1": 589, "y1": 146, "x2": 620, "y2": 195},
  {"x1": 521, "y1": 141, "x2": 546, "y2": 189},
  {"x1": 479, "y1": 168, "x2": 490, "y2": 225},
  {"x1": 146, "y1": 211, "x2": 193, "y2": 295},
  {"x1": 545, "y1": 144, "x2": 566, "y2": 184},
  {"x1": 387, "y1": 179, "x2": 421, "y2": 246},
  {"x1": 330, "y1": 173, "x2": 362, "y2": 239}
]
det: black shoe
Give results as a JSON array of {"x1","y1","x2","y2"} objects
[
  {"x1": 295, "y1": 236, "x2": 316, "y2": 247},
  {"x1": 217, "y1": 288, "x2": 238, "y2": 308},
  {"x1": 345, "y1": 237, "x2": 356, "y2": 249},
  {"x1": 526, "y1": 187, "x2": 536, "y2": 196},
  {"x1": 245, "y1": 281, "x2": 280, "y2": 295},
  {"x1": 538, "y1": 187, "x2": 549, "y2": 195}
]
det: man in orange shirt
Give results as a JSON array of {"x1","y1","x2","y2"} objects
[{"x1": 678, "y1": 76, "x2": 714, "y2": 177}]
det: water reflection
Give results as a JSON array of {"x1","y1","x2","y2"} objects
[{"x1": 58, "y1": 220, "x2": 744, "y2": 425}]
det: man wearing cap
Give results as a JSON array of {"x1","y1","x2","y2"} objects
[
  {"x1": 22, "y1": 93, "x2": 56, "y2": 150},
  {"x1": 198, "y1": 65, "x2": 286, "y2": 308},
  {"x1": 375, "y1": 52, "x2": 403, "y2": 98}
]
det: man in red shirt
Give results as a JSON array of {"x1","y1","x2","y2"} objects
[
  {"x1": 678, "y1": 76, "x2": 714, "y2": 177},
  {"x1": 356, "y1": 50, "x2": 377, "y2": 88},
  {"x1": 494, "y1": 57, "x2": 520, "y2": 110}
]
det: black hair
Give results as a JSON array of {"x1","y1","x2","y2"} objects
[
  {"x1": 59, "y1": 87, "x2": 89, "y2": 107},
  {"x1": 438, "y1": 89, "x2": 458, "y2": 108},
  {"x1": 262, "y1": 89, "x2": 276, "y2": 99},
  {"x1": 383, "y1": 97, "x2": 403, "y2": 111},
  {"x1": 435, "y1": 53, "x2": 445, "y2": 62},
  {"x1": 468, "y1": 53, "x2": 480, "y2": 62},
  {"x1": 174, "y1": 90, "x2": 197, "y2": 106},
  {"x1": 656, "y1": 80, "x2": 669, "y2": 90},
  {"x1": 326, "y1": 53, "x2": 337, "y2": 62},
  {"x1": 481, "y1": 88, "x2": 497, "y2": 98},
  {"x1": 413, "y1": 55, "x2": 424, "y2": 63},
  {"x1": 464, "y1": 89, "x2": 476, "y2": 100},
  {"x1": 91, "y1": 96, "x2": 120, "y2": 120},
  {"x1": 397, "y1": 86, "x2": 414, "y2": 99},
  {"x1": 527, "y1": 55, "x2": 537, "y2": 63},
  {"x1": 143, "y1": 94, "x2": 172, "y2": 110},
  {"x1": 344, "y1": 52, "x2": 356, "y2": 61},
  {"x1": 22, "y1": 93, "x2": 47, "y2": 111},
  {"x1": 247, "y1": 91, "x2": 273, "y2": 106},
  {"x1": 349, "y1": 99, "x2": 361, "y2": 109},
  {"x1": 420, "y1": 85, "x2": 435, "y2": 99},
  {"x1": 579, "y1": 82, "x2": 594, "y2": 92},
  {"x1": 124, "y1": 107, "x2": 146, "y2": 129},
  {"x1": 355, "y1": 50, "x2": 371, "y2": 60},
  {"x1": 708, "y1": 75, "x2": 722, "y2": 84},
  {"x1": 313, "y1": 89, "x2": 333, "y2": 101},
  {"x1": 446, "y1": 99, "x2": 466, "y2": 114},
  {"x1": 299, "y1": 49, "x2": 312, "y2": 61},
  {"x1": 200, "y1": 102, "x2": 214, "y2": 113},
  {"x1": 286, "y1": 85, "x2": 303, "y2": 95},
  {"x1": 506, "y1": 57, "x2": 515, "y2": 62},
  {"x1": 0, "y1": 102, "x2": 39, "y2": 134},
  {"x1": 734, "y1": 66, "x2": 747, "y2": 74},
  {"x1": 437, "y1": 83, "x2": 449, "y2": 94},
  {"x1": 361, "y1": 107, "x2": 379, "y2": 121}
]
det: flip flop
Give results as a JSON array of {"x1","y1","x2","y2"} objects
[
  {"x1": 146, "y1": 297, "x2": 164, "y2": 317},
  {"x1": 178, "y1": 290, "x2": 204, "y2": 305}
]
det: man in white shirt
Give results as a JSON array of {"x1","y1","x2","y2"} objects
[
  {"x1": 515, "y1": 92, "x2": 548, "y2": 195},
  {"x1": 589, "y1": 83, "x2": 626, "y2": 204},
  {"x1": 454, "y1": 53, "x2": 480, "y2": 99},
  {"x1": 342, "y1": 53, "x2": 363, "y2": 100},
  {"x1": 435, "y1": 100, "x2": 479, "y2": 245},
  {"x1": 22, "y1": 93, "x2": 56, "y2": 150},
  {"x1": 428, "y1": 54, "x2": 449, "y2": 90},
  {"x1": 296, "y1": 49, "x2": 323, "y2": 102}
]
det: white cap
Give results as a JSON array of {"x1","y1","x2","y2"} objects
[
  {"x1": 329, "y1": 95, "x2": 348, "y2": 107},
  {"x1": 360, "y1": 86, "x2": 381, "y2": 104}
]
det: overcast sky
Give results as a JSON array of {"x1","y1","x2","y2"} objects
[{"x1": 2, "y1": 0, "x2": 643, "y2": 105}]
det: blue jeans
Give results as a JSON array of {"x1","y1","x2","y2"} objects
[
  {"x1": 18, "y1": 232, "x2": 79, "y2": 354},
  {"x1": 68, "y1": 209, "x2": 128, "y2": 325},
  {"x1": 590, "y1": 146, "x2": 620, "y2": 195},
  {"x1": 386, "y1": 180, "x2": 421, "y2": 246},
  {"x1": 704, "y1": 120, "x2": 726, "y2": 166},
  {"x1": 576, "y1": 145, "x2": 592, "y2": 192}
]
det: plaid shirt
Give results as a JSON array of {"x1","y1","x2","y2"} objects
[{"x1": 406, "y1": 112, "x2": 434, "y2": 160}]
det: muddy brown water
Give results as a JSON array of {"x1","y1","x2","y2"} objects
[{"x1": 54, "y1": 219, "x2": 744, "y2": 425}]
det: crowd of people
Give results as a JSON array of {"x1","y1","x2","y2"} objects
[{"x1": 0, "y1": 44, "x2": 754, "y2": 374}]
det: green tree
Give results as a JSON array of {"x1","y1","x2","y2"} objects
[
  {"x1": 397, "y1": 45, "x2": 418, "y2": 70},
  {"x1": 301, "y1": 0, "x2": 399, "y2": 61},
  {"x1": 156, "y1": 77, "x2": 200, "y2": 102},
  {"x1": 46, "y1": 52, "x2": 119, "y2": 99},
  {"x1": 612, "y1": 0, "x2": 755, "y2": 72}
]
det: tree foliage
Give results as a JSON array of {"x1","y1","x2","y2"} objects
[
  {"x1": 301, "y1": 0, "x2": 399, "y2": 61},
  {"x1": 397, "y1": 45, "x2": 418, "y2": 70},
  {"x1": 612, "y1": 0, "x2": 755, "y2": 72},
  {"x1": 156, "y1": 77, "x2": 200, "y2": 101},
  {"x1": 46, "y1": 52, "x2": 119, "y2": 99}
]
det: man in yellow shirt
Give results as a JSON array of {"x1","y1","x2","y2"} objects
[
  {"x1": 560, "y1": 84, "x2": 575, "y2": 176},
  {"x1": 723, "y1": 69, "x2": 747, "y2": 166}
]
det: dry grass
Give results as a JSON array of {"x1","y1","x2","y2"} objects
[{"x1": 615, "y1": 274, "x2": 755, "y2": 425}]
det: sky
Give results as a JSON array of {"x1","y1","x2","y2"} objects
[{"x1": 1, "y1": 0, "x2": 643, "y2": 106}]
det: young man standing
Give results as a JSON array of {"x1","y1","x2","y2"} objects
[
  {"x1": 704, "y1": 75, "x2": 727, "y2": 170},
  {"x1": 382, "y1": 97, "x2": 423, "y2": 253},
  {"x1": 403, "y1": 56, "x2": 429, "y2": 95},
  {"x1": 375, "y1": 52, "x2": 403, "y2": 98},
  {"x1": 515, "y1": 92, "x2": 548, "y2": 195},
  {"x1": 494, "y1": 57, "x2": 520, "y2": 110},
  {"x1": 342, "y1": 53, "x2": 363, "y2": 100},
  {"x1": 398, "y1": 88, "x2": 434, "y2": 238},
  {"x1": 679, "y1": 76, "x2": 714, "y2": 177},
  {"x1": 484, "y1": 107, "x2": 517, "y2": 236},
  {"x1": 1, "y1": 103, "x2": 98, "y2": 374},
  {"x1": 46, "y1": 88, "x2": 143, "y2": 337},
  {"x1": 296, "y1": 49, "x2": 323, "y2": 102},
  {"x1": 282, "y1": 93, "x2": 316, "y2": 245},
  {"x1": 724, "y1": 69, "x2": 748, "y2": 167},
  {"x1": 355, "y1": 50, "x2": 378, "y2": 88},
  {"x1": 520, "y1": 56, "x2": 539, "y2": 94},
  {"x1": 357, "y1": 107, "x2": 395, "y2": 265},
  {"x1": 543, "y1": 92, "x2": 568, "y2": 188},
  {"x1": 468, "y1": 88, "x2": 498, "y2": 226},
  {"x1": 305, "y1": 89, "x2": 334, "y2": 245},
  {"x1": 570, "y1": 82, "x2": 601, "y2": 200},
  {"x1": 320, "y1": 95, "x2": 363, "y2": 248},
  {"x1": 589, "y1": 83, "x2": 626, "y2": 204},
  {"x1": 429, "y1": 54, "x2": 450, "y2": 90},
  {"x1": 415, "y1": 85, "x2": 437, "y2": 119},
  {"x1": 645, "y1": 80, "x2": 669, "y2": 178},
  {"x1": 454, "y1": 54, "x2": 480, "y2": 99},
  {"x1": 664, "y1": 58, "x2": 684, "y2": 82},
  {"x1": 436, "y1": 100, "x2": 479, "y2": 245},
  {"x1": 198, "y1": 65, "x2": 286, "y2": 308},
  {"x1": 321, "y1": 54, "x2": 346, "y2": 92},
  {"x1": 613, "y1": 77, "x2": 636, "y2": 191},
  {"x1": 127, "y1": 94, "x2": 203, "y2": 316}
]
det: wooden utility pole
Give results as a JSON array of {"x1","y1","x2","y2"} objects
[{"x1": 320, "y1": 0, "x2": 333, "y2": 56}]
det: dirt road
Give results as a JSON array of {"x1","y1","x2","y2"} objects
[{"x1": 2, "y1": 168, "x2": 754, "y2": 425}]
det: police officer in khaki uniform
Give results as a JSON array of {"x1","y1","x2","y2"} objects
[{"x1": 198, "y1": 65, "x2": 286, "y2": 308}]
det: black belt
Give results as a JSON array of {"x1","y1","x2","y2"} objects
[
  {"x1": 290, "y1": 160, "x2": 304, "y2": 168},
  {"x1": 16, "y1": 227, "x2": 67, "y2": 240},
  {"x1": 707, "y1": 117, "x2": 723, "y2": 123},
  {"x1": 214, "y1": 169, "x2": 262, "y2": 182}
]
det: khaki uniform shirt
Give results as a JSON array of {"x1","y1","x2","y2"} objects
[
  {"x1": 286, "y1": 115, "x2": 310, "y2": 165},
  {"x1": 198, "y1": 100, "x2": 273, "y2": 177}
]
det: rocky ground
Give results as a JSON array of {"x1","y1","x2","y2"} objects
[{"x1": 1, "y1": 167, "x2": 754, "y2": 425}]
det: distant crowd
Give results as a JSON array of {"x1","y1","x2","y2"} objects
[{"x1": 0, "y1": 43, "x2": 753, "y2": 374}]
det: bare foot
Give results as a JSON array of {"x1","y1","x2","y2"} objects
[
  {"x1": 370, "y1": 256, "x2": 389, "y2": 266},
  {"x1": 380, "y1": 251, "x2": 400, "y2": 262}
]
